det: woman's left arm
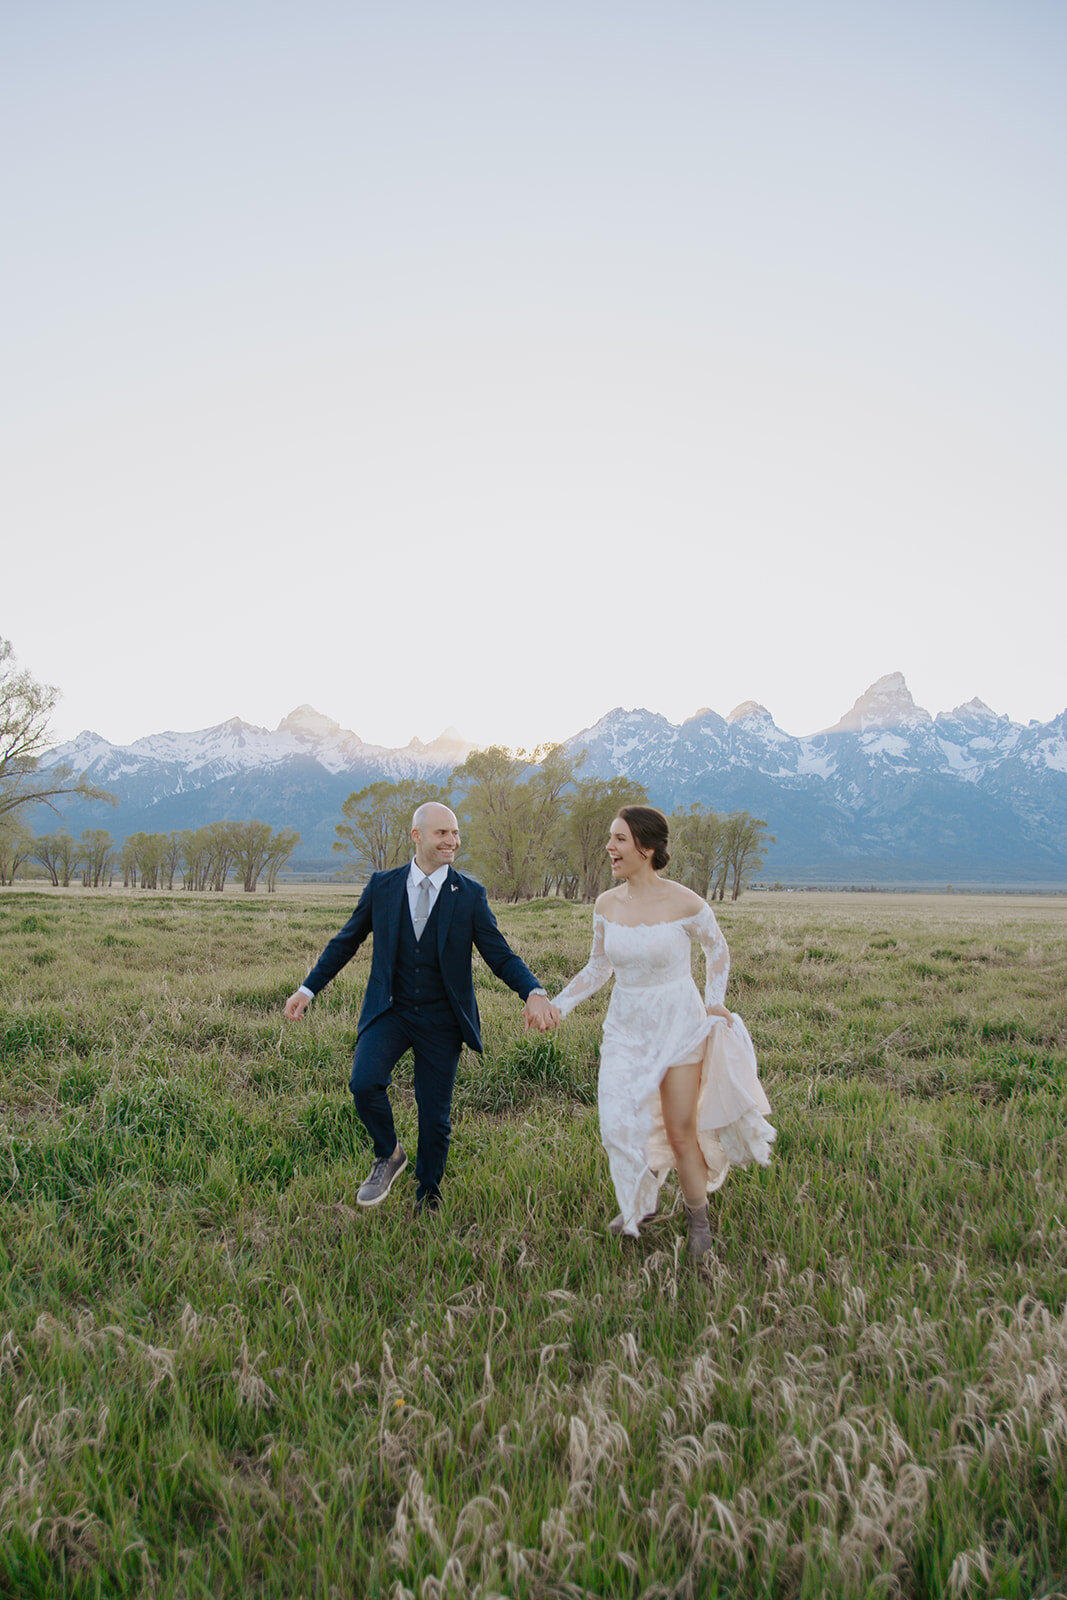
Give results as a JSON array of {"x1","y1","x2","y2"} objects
[{"x1": 690, "y1": 903, "x2": 730, "y2": 1011}]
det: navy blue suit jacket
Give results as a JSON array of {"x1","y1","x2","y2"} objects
[{"x1": 302, "y1": 865, "x2": 541, "y2": 1053}]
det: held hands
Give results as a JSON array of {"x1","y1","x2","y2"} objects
[
  {"x1": 524, "y1": 992, "x2": 561, "y2": 1033},
  {"x1": 706, "y1": 1003, "x2": 734, "y2": 1028},
  {"x1": 284, "y1": 988, "x2": 561, "y2": 1031}
]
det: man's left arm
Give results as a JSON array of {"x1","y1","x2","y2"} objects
[{"x1": 470, "y1": 889, "x2": 560, "y2": 1031}]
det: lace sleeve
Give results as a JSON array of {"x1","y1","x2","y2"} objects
[
  {"x1": 690, "y1": 903, "x2": 730, "y2": 1007},
  {"x1": 553, "y1": 915, "x2": 614, "y2": 1018}
]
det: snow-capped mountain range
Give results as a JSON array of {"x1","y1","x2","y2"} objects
[
  {"x1": 47, "y1": 704, "x2": 475, "y2": 788},
  {"x1": 35, "y1": 674, "x2": 1067, "y2": 883}
]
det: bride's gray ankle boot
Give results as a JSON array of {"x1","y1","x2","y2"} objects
[{"x1": 684, "y1": 1203, "x2": 713, "y2": 1260}]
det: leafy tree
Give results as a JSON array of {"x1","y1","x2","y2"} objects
[
  {"x1": 0, "y1": 637, "x2": 114, "y2": 820},
  {"x1": 669, "y1": 804, "x2": 726, "y2": 900},
  {"x1": 232, "y1": 819, "x2": 275, "y2": 893},
  {"x1": 162, "y1": 830, "x2": 184, "y2": 891},
  {"x1": 452, "y1": 745, "x2": 579, "y2": 901},
  {"x1": 121, "y1": 835, "x2": 140, "y2": 888},
  {"x1": 0, "y1": 816, "x2": 33, "y2": 884},
  {"x1": 529, "y1": 744, "x2": 582, "y2": 896},
  {"x1": 448, "y1": 747, "x2": 527, "y2": 898},
  {"x1": 29, "y1": 832, "x2": 63, "y2": 886},
  {"x1": 31, "y1": 830, "x2": 80, "y2": 887},
  {"x1": 566, "y1": 776, "x2": 647, "y2": 901},
  {"x1": 79, "y1": 828, "x2": 114, "y2": 887},
  {"x1": 205, "y1": 821, "x2": 239, "y2": 892},
  {"x1": 666, "y1": 806, "x2": 774, "y2": 900},
  {"x1": 55, "y1": 827, "x2": 83, "y2": 888},
  {"x1": 333, "y1": 779, "x2": 449, "y2": 875},
  {"x1": 724, "y1": 812, "x2": 775, "y2": 900},
  {"x1": 265, "y1": 828, "x2": 300, "y2": 892},
  {"x1": 172, "y1": 821, "x2": 297, "y2": 892},
  {"x1": 180, "y1": 827, "x2": 213, "y2": 890},
  {"x1": 541, "y1": 829, "x2": 579, "y2": 900},
  {"x1": 231, "y1": 819, "x2": 300, "y2": 892},
  {"x1": 125, "y1": 831, "x2": 168, "y2": 889}
]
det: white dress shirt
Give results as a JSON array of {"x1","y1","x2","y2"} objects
[
  {"x1": 298, "y1": 861, "x2": 452, "y2": 999},
  {"x1": 407, "y1": 858, "x2": 450, "y2": 925}
]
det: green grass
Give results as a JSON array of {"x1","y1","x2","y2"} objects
[{"x1": 1, "y1": 885, "x2": 1066, "y2": 1597}]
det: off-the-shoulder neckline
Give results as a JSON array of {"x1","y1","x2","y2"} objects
[{"x1": 594, "y1": 909, "x2": 706, "y2": 930}]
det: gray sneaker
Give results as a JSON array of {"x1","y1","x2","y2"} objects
[{"x1": 357, "y1": 1145, "x2": 408, "y2": 1207}]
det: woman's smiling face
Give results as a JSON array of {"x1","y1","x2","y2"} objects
[{"x1": 606, "y1": 816, "x2": 646, "y2": 879}]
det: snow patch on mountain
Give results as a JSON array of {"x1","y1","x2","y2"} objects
[{"x1": 793, "y1": 748, "x2": 837, "y2": 779}]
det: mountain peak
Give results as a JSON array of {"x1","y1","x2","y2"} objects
[
  {"x1": 825, "y1": 672, "x2": 932, "y2": 734},
  {"x1": 949, "y1": 697, "x2": 997, "y2": 721},
  {"x1": 728, "y1": 700, "x2": 772, "y2": 725},
  {"x1": 405, "y1": 727, "x2": 474, "y2": 760},
  {"x1": 277, "y1": 704, "x2": 345, "y2": 740}
]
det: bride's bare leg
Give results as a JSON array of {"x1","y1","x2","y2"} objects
[{"x1": 659, "y1": 1059, "x2": 708, "y2": 1208}]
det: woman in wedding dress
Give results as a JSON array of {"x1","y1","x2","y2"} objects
[{"x1": 552, "y1": 806, "x2": 774, "y2": 1259}]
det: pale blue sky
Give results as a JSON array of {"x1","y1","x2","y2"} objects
[{"x1": 4, "y1": 1, "x2": 1065, "y2": 748}]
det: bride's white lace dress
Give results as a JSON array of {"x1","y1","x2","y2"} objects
[{"x1": 553, "y1": 906, "x2": 775, "y2": 1236}]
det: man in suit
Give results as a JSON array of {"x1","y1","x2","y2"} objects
[{"x1": 284, "y1": 801, "x2": 559, "y2": 1212}]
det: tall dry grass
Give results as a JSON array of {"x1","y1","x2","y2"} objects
[{"x1": 1, "y1": 885, "x2": 1065, "y2": 1597}]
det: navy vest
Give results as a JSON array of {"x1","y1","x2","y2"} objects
[{"x1": 392, "y1": 886, "x2": 450, "y2": 1013}]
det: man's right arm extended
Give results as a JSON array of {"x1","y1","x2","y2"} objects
[{"x1": 283, "y1": 880, "x2": 375, "y2": 1021}]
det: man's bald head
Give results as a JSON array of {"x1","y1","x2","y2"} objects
[{"x1": 411, "y1": 803, "x2": 460, "y2": 874}]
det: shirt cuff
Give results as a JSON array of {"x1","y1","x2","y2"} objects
[
  {"x1": 527, "y1": 987, "x2": 547, "y2": 998},
  {"x1": 298, "y1": 985, "x2": 315, "y2": 999}
]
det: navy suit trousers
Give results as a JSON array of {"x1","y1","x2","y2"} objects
[{"x1": 350, "y1": 1003, "x2": 463, "y2": 1203}]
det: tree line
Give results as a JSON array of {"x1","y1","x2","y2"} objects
[
  {"x1": 0, "y1": 819, "x2": 300, "y2": 892},
  {"x1": 333, "y1": 748, "x2": 774, "y2": 902},
  {"x1": 1, "y1": 636, "x2": 301, "y2": 892}
]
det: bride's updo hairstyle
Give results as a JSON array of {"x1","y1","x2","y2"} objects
[{"x1": 618, "y1": 805, "x2": 670, "y2": 871}]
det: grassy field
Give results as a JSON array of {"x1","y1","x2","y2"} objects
[{"x1": 1, "y1": 884, "x2": 1066, "y2": 1599}]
